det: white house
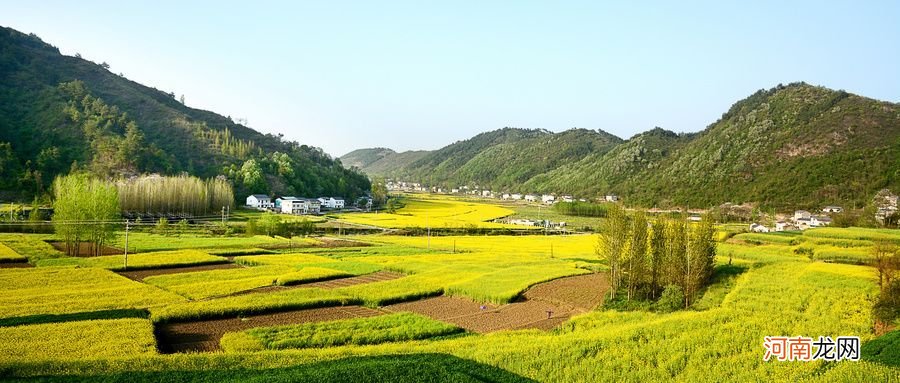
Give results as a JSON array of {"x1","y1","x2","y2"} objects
[
  {"x1": 605, "y1": 195, "x2": 619, "y2": 202},
  {"x1": 794, "y1": 210, "x2": 812, "y2": 220},
  {"x1": 501, "y1": 193, "x2": 511, "y2": 200},
  {"x1": 524, "y1": 194, "x2": 538, "y2": 202},
  {"x1": 274, "y1": 196, "x2": 296, "y2": 209},
  {"x1": 451, "y1": 188, "x2": 460, "y2": 193},
  {"x1": 688, "y1": 215, "x2": 702, "y2": 222},
  {"x1": 822, "y1": 206, "x2": 843, "y2": 213},
  {"x1": 509, "y1": 218, "x2": 538, "y2": 226},
  {"x1": 541, "y1": 194, "x2": 556, "y2": 204},
  {"x1": 281, "y1": 198, "x2": 321, "y2": 215},
  {"x1": 749, "y1": 223, "x2": 769, "y2": 233},
  {"x1": 561, "y1": 195, "x2": 574, "y2": 203},
  {"x1": 246, "y1": 194, "x2": 272, "y2": 210},
  {"x1": 511, "y1": 193, "x2": 523, "y2": 200},
  {"x1": 810, "y1": 215, "x2": 832, "y2": 227},
  {"x1": 482, "y1": 190, "x2": 493, "y2": 198},
  {"x1": 775, "y1": 221, "x2": 798, "y2": 232},
  {"x1": 317, "y1": 197, "x2": 345, "y2": 209}
]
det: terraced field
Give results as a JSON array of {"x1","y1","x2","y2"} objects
[{"x1": 0, "y1": 219, "x2": 897, "y2": 382}]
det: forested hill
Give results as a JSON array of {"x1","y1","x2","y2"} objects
[
  {"x1": 345, "y1": 83, "x2": 900, "y2": 210},
  {"x1": 341, "y1": 127, "x2": 623, "y2": 190},
  {"x1": 0, "y1": 26, "x2": 370, "y2": 200}
]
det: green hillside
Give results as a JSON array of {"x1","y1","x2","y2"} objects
[
  {"x1": 344, "y1": 127, "x2": 623, "y2": 190},
  {"x1": 0, "y1": 26, "x2": 369, "y2": 200},
  {"x1": 346, "y1": 83, "x2": 900, "y2": 210}
]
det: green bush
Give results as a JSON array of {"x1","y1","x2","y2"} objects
[{"x1": 655, "y1": 285, "x2": 684, "y2": 312}]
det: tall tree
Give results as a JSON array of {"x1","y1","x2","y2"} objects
[
  {"x1": 597, "y1": 204, "x2": 629, "y2": 299},
  {"x1": 648, "y1": 218, "x2": 668, "y2": 298},
  {"x1": 624, "y1": 211, "x2": 648, "y2": 300}
]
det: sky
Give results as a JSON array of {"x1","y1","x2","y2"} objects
[{"x1": 2, "y1": 1, "x2": 899, "y2": 157}]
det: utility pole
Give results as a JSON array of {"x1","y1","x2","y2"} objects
[
  {"x1": 123, "y1": 220, "x2": 130, "y2": 270},
  {"x1": 221, "y1": 206, "x2": 226, "y2": 224},
  {"x1": 426, "y1": 215, "x2": 430, "y2": 250}
]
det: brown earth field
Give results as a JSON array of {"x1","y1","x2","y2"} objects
[
  {"x1": 48, "y1": 241, "x2": 122, "y2": 256},
  {"x1": 384, "y1": 273, "x2": 609, "y2": 333},
  {"x1": 117, "y1": 263, "x2": 243, "y2": 281},
  {"x1": 0, "y1": 261, "x2": 33, "y2": 268},
  {"x1": 157, "y1": 306, "x2": 383, "y2": 353}
]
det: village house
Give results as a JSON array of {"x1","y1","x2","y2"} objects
[
  {"x1": 317, "y1": 197, "x2": 345, "y2": 209},
  {"x1": 501, "y1": 193, "x2": 511, "y2": 200},
  {"x1": 605, "y1": 194, "x2": 619, "y2": 202},
  {"x1": 822, "y1": 206, "x2": 843, "y2": 213},
  {"x1": 509, "y1": 218, "x2": 538, "y2": 226},
  {"x1": 688, "y1": 215, "x2": 702, "y2": 222},
  {"x1": 524, "y1": 194, "x2": 538, "y2": 202},
  {"x1": 774, "y1": 221, "x2": 798, "y2": 232},
  {"x1": 245, "y1": 194, "x2": 273, "y2": 210},
  {"x1": 793, "y1": 210, "x2": 811, "y2": 220},
  {"x1": 280, "y1": 197, "x2": 321, "y2": 215},
  {"x1": 511, "y1": 193, "x2": 523, "y2": 200},
  {"x1": 749, "y1": 223, "x2": 770, "y2": 233},
  {"x1": 451, "y1": 188, "x2": 460, "y2": 193},
  {"x1": 541, "y1": 194, "x2": 556, "y2": 204},
  {"x1": 482, "y1": 190, "x2": 493, "y2": 198},
  {"x1": 561, "y1": 195, "x2": 574, "y2": 203}
]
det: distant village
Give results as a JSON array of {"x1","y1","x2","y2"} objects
[
  {"x1": 385, "y1": 181, "x2": 900, "y2": 232},
  {"x1": 245, "y1": 195, "x2": 371, "y2": 215}
]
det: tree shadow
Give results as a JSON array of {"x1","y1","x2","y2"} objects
[{"x1": 15, "y1": 353, "x2": 537, "y2": 383}]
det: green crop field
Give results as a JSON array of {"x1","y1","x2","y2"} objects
[
  {"x1": 35, "y1": 249, "x2": 228, "y2": 270},
  {"x1": 0, "y1": 242, "x2": 25, "y2": 262},
  {"x1": 0, "y1": 267, "x2": 183, "y2": 324},
  {"x1": 0, "y1": 211, "x2": 898, "y2": 381},
  {"x1": 0, "y1": 234, "x2": 63, "y2": 262},
  {"x1": 221, "y1": 312, "x2": 463, "y2": 352}
]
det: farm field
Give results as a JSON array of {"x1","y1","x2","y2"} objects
[
  {"x1": 336, "y1": 196, "x2": 528, "y2": 229},
  {"x1": 0, "y1": 221, "x2": 897, "y2": 381}
]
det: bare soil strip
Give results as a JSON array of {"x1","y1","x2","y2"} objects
[
  {"x1": 384, "y1": 273, "x2": 609, "y2": 333},
  {"x1": 300, "y1": 270, "x2": 405, "y2": 289},
  {"x1": 0, "y1": 261, "x2": 33, "y2": 268},
  {"x1": 116, "y1": 263, "x2": 242, "y2": 281},
  {"x1": 156, "y1": 306, "x2": 384, "y2": 353},
  {"x1": 48, "y1": 241, "x2": 122, "y2": 256}
]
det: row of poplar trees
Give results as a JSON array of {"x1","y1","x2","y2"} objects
[
  {"x1": 597, "y1": 206, "x2": 717, "y2": 307},
  {"x1": 52, "y1": 174, "x2": 120, "y2": 256}
]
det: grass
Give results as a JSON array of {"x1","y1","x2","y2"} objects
[
  {"x1": 0, "y1": 267, "x2": 184, "y2": 320},
  {"x1": 2, "y1": 222, "x2": 899, "y2": 381},
  {"x1": 0, "y1": 233, "x2": 63, "y2": 262},
  {"x1": 35, "y1": 249, "x2": 227, "y2": 271},
  {"x1": 220, "y1": 313, "x2": 463, "y2": 352},
  {"x1": 275, "y1": 267, "x2": 352, "y2": 286},
  {"x1": 732, "y1": 232, "x2": 800, "y2": 245},
  {"x1": 9, "y1": 354, "x2": 536, "y2": 383},
  {"x1": 0, "y1": 318, "x2": 157, "y2": 363},
  {"x1": 336, "y1": 197, "x2": 524, "y2": 229},
  {"x1": 109, "y1": 233, "x2": 289, "y2": 252},
  {"x1": 0, "y1": 242, "x2": 26, "y2": 262}
]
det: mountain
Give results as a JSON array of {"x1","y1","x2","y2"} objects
[
  {"x1": 342, "y1": 127, "x2": 623, "y2": 190},
  {"x1": 345, "y1": 83, "x2": 900, "y2": 210},
  {"x1": 0, "y1": 26, "x2": 370, "y2": 200}
]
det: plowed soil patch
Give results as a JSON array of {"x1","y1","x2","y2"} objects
[
  {"x1": 523, "y1": 272, "x2": 608, "y2": 311},
  {"x1": 117, "y1": 263, "x2": 242, "y2": 281},
  {"x1": 301, "y1": 270, "x2": 404, "y2": 289},
  {"x1": 156, "y1": 306, "x2": 383, "y2": 353},
  {"x1": 0, "y1": 261, "x2": 32, "y2": 268},
  {"x1": 384, "y1": 273, "x2": 608, "y2": 333}
]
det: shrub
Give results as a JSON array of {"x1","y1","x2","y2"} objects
[{"x1": 655, "y1": 285, "x2": 684, "y2": 312}]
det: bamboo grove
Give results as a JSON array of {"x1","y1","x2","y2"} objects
[
  {"x1": 116, "y1": 175, "x2": 234, "y2": 216},
  {"x1": 597, "y1": 206, "x2": 717, "y2": 307}
]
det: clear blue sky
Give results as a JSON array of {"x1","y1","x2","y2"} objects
[{"x1": 3, "y1": 1, "x2": 899, "y2": 156}]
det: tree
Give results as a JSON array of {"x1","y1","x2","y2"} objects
[
  {"x1": 597, "y1": 205, "x2": 629, "y2": 299},
  {"x1": 685, "y1": 215, "x2": 716, "y2": 306},
  {"x1": 155, "y1": 218, "x2": 169, "y2": 236},
  {"x1": 52, "y1": 174, "x2": 120, "y2": 256},
  {"x1": 872, "y1": 241, "x2": 899, "y2": 292},
  {"x1": 371, "y1": 177, "x2": 388, "y2": 207},
  {"x1": 648, "y1": 218, "x2": 668, "y2": 298},
  {"x1": 623, "y1": 211, "x2": 648, "y2": 300}
]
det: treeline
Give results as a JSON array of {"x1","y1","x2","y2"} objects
[
  {"x1": 598, "y1": 206, "x2": 716, "y2": 309},
  {"x1": 117, "y1": 175, "x2": 233, "y2": 216},
  {"x1": 246, "y1": 212, "x2": 315, "y2": 238},
  {"x1": 553, "y1": 201, "x2": 610, "y2": 217},
  {"x1": 52, "y1": 174, "x2": 119, "y2": 256}
]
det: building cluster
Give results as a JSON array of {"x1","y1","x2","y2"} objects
[
  {"x1": 245, "y1": 195, "x2": 345, "y2": 215},
  {"x1": 507, "y1": 218, "x2": 567, "y2": 228},
  {"x1": 751, "y1": 207, "x2": 838, "y2": 232},
  {"x1": 874, "y1": 189, "x2": 899, "y2": 223},
  {"x1": 384, "y1": 180, "x2": 619, "y2": 205}
]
